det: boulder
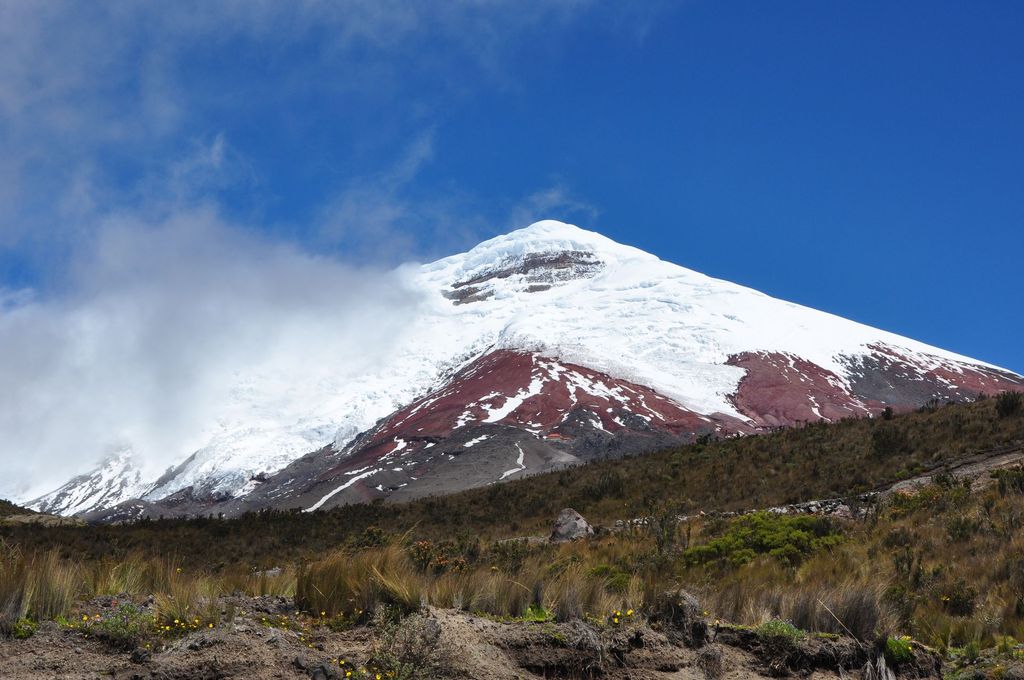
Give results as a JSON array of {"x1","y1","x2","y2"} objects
[{"x1": 549, "y1": 508, "x2": 594, "y2": 543}]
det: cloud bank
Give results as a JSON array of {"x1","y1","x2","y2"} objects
[{"x1": 0, "y1": 208, "x2": 422, "y2": 500}]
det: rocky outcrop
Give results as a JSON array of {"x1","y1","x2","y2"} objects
[{"x1": 549, "y1": 508, "x2": 594, "y2": 543}]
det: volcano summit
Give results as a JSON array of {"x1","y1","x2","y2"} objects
[{"x1": 30, "y1": 221, "x2": 1023, "y2": 520}]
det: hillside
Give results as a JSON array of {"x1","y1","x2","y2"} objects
[
  {"x1": 2, "y1": 393, "x2": 1024, "y2": 679},
  {"x1": 0, "y1": 500, "x2": 32, "y2": 519},
  {"x1": 4, "y1": 393, "x2": 1022, "y2": 562}
]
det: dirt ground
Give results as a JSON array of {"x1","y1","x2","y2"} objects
[{"x1": 0, "y1": 595, "x2": 941, "y2": 680}]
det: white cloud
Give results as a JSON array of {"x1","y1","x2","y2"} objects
[{"x1": 0, "y1": 207, "x2": 419, "y2": 501}]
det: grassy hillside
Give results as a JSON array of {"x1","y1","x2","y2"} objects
[
  {"x1": 0, "y1": 500, "x2": 33, "y2": 519},
  {"x1": 2, "y1": 392, "x2": 1024, "y2": 674},
  {"x1": 2, "y1": 394, "x2": 1021, "y2": 564}
]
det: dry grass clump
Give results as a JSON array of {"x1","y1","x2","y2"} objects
[
  {"x1": 701, "y1": 549, "x2": 896, "y2": 641},
  {"x1": 217, "y1": 564, "x2": 296, "y2": 597},
  {"x1": 297, "y1": 544, "x2": 425, "y2": 620},
  {"x1": 295, "y1": 539, "x2": 648, "y2": 623},
  {"x1": 0, "y1": 549, "x2": 80, "y2": 631}
]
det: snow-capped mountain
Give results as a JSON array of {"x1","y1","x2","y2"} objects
[
  {"x1": 29, "y1": 221, "x2": 1024, "y2": 519},
  {"x1": 30, "y1": 447, "x2": 146, "y2": 517}
]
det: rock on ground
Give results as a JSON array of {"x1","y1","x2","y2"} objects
[{"x1": 549, "y1": 507, "x2": 594, "y2": 543}]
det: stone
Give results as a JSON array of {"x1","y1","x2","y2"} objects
[
  {"x1": 129, "y1": 648, "x2": 151, "y2": 664},
  {"x1": 310, "y1": 664, "x2": 341, "y2": 680},
  {"x1": 549, "y1": 508, "x2": 594, "y2": 543}
]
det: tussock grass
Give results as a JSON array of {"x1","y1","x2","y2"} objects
[
  {"x1": 2, "y1": 395, "x2": 1024, "y2": 657},
  {"x1": 295, "y1": 540, "x2": 644, "y2": 623},
  {"x1": 0, "y1": 550, "x2": 81, "y2": 632},
  {"x1": 297, "y1": 544, "x2": 425, "y2": 620}
]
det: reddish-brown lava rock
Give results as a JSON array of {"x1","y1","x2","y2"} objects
[
  {"x1": 728, "y1": 351, "x2": 882, "y2": 428},
  {"x1": 850, "y1": 343, "x2": 1024, "y2": 403},
  {"x1": 347, "y1": 349, "x2": 740, "y2": 462}
]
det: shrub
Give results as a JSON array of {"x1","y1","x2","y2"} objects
[
  {"x1": 368, "y1": 611, "x2": 449, "y2": 680},
  {"x1": 684, "y1": 512, "x2": 842, "y2": 569},
  {"x1": 885, "y1": 636, "x2": 913, "y2": 665},
  {"x1": 589, "y1": 564, "x2": 631, "y2": 593},
  {"x1": 82, "y1": 603, "x2": 158, "y2": 649},
  {"x1": 582, "y1": 471, "x2": 625, "y2": 499},
  {"x1": 996, "y1": 392, "x2": 1023, "y2": 418},
  {"x1": 644, "y1": 499, "x2": 686, "y2": 557},
  {"x1": 872, "y1": 424, "x2": 909, "y2": 458},
  {"x1": 11, "y1": 617, "x2": 37, "y2": 639},
  {"x1": 940, "y1": 579, "x2": 977, "y2": 617},
  {"x1": 946, "y1": 515, "x2": 982, "y2": 542},
  {"x1": 994, "y1": 467, "x2": 1024, "y2": 497}
]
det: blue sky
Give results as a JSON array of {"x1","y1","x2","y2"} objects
[{"x1": 1, "y1": 0, "x2": 1022, "y2": 371}]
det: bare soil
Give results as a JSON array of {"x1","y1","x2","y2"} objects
[{"x1": 0, "y1": 597, "x2": 941, "y2": 680}]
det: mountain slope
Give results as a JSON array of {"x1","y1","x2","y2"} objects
[
  {"x1": 31, "y1": 221, "x2": 1024, "y2": 518},
  {"x1": 30, "y1": 449, "x2": 145, "y2": 516}
]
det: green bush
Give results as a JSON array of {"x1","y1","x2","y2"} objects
[
  {"x1": 683, "y1": 512, "x2": 842, "y2": 568},
  {"x1": 11, "y1": 617, "x2": 37, "y2": 639},
  {"x1": 941, "y1": 579, "x2": 977, "y2": 617},
  {"x1": 872, "y1": 423, "x2": 909, "y2": 458},
  {"x1": 996, "y1": 392, "x2": 1022, "y2": 419},
  {"x1": 60, "y1": 603, "x2": 158, "y2": 649},
  {"x1": 755, "y1": 619, "x2": 805, "y2": 644},
  {"x1": 885, "y1": 636, "x2": 913, "y2": 665},
  {"x1": 589, "y1": 564, "x2": 631, "y2": 593},
  {"x1": 994, "y1": 467, "x2": 1024, "y2": 496}
]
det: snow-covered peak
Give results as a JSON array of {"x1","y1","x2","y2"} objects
[
  {"x1": 422, "y1": 220, "x2": 655, "y2": 283},
  {"x1": 28, "y1": 447, "x2": 146, "y2": 516}
]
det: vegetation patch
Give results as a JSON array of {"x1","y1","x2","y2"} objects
[
  {"x1": 885, "y1": 635, "x2": 913, "y2": 665},
  {"x1": 684, "y1": 512, "x2": 842, "y2": 568},
  {"x1": 755, "y1": 619, "x2": 806, "y2": 644}
]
